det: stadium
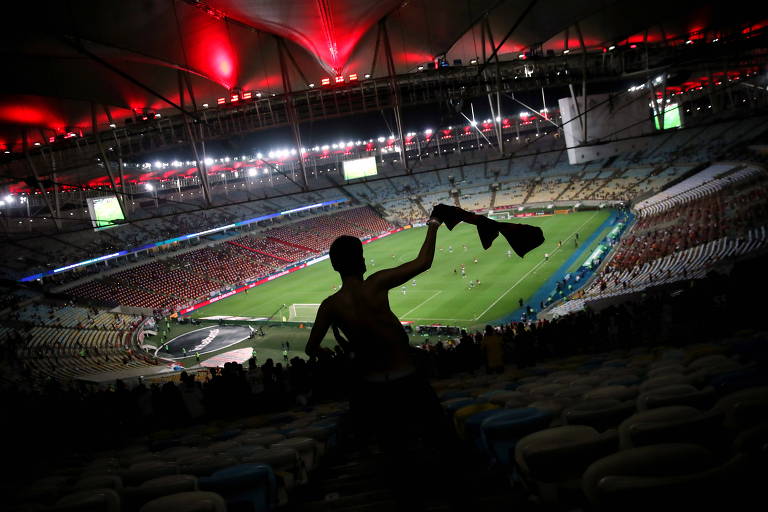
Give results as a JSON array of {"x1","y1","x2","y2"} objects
[{"x1": 1, "y1": 1, "x2": 767, "y2": 510}]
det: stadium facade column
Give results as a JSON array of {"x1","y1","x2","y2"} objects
[
  {"x1": 91, "y1": 102, "x2": 128, "y2": 222},
  {"x1": 648, "y1": 74, "x2": 668, "y2": 130},
  {"x1": 105, "y1": 106, "x2": 131, "y2": 217},
  {"x1": 476, "y1": 0, "x2": 539, "y2": 153},
  {"x1": 575, "y1": 22, "x2": 589, "y2": 143},
  {"x1": 178, "y1": 71, "x2": 212, "y2": 207},
  {"x1": 276, "y1": 37, "x2": 310, "y2": 192},
  {"x1": 381, "y1": 19, "x2": 409, "y2": 174},
  {"x1": 482, "y1": 16, "x2": 505, "y2": 156},
  {"x1": 22, "y1": 132, "x2": 61, "y2": 231}
]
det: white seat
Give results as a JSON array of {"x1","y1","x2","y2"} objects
[{"x1": 139, "y1": 491, "x2": 226, "y2": 512}]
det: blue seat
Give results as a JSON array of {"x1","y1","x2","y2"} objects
[
  {"x1": 442, "y1": 398, "x2": 479, "y2": 415},
  {"x1": 463, "y1": 409, "x2": 511, "y2": 452},
  {"x1": 440, "y1": 390, "x2": 473, "y2": 401},
  {"x1": 711, "y1": 367, "x2": 768, "y2": 397},
  {"x1": 480, "y1": 408, "x2": 554, "y2": 467},
  {"x1": 199, "y1": 463, "x2": 276, "y2": 512},
  {"x1": 211, "y1": 429, "x2": 242, "y2": 442}
]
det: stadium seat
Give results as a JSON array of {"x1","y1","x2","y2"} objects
[
  {"x1": 123, "y1": 461, "x2": 179, "y2": 486},
  {"x1": 139, "y1": 491, "x2": 226, "y2": 512},
  {"x1": 206, "y1": 440, "x2": 241, "y2": 454},
  {"x1": 253, "y1": 433, "x2": 286, "y2": 447},
  {"x1": 515, "y1": 425, "x2": 619, "y2": 503},
  {"x1": 714, "y1": 386, "x2": 768, "y2": 430},
  {"x1": 646, "y1": 364, "x2": 686, "y2": 378},
  {"x1": 636, "y1": 384, "x2": 715, "y2": 410},
  {"x1": 121, "y1": 475, "x2": 199, "y2": 512},
  {"x1": 159, "y1": 446, "x2": 201, "y2": 461},
  {"x1": 271, "y1": 437, "x2": 319, "y2": 471},
  {"x1": 54, "y1": 488, "x2": 121, "y2": 512},
  {"x1": 73, "y1": 475, "x2": 123, "y2": 491},
  {"x1": 618, "y1": 406, "x2": 723, "y2": 449},
  {"x1": 480, "y1": 408, "x2": 553, "y2": 466},
  {"x1": 199, "y1": 464, "x2": 276, "y2": 512},
  {"x1": 562, "y1": 399, "x2": 636, "y2": 431},
  {"x1": 461, "y1": 408, "x2": 510, "y2": 450},
  {"x1": 639, "y1": 374, "x2": 690, "y2": 392},
  {"x1": 584, "y1": 385, "x2": 637, "y2": 401},
  {"x1": 582, "y1": 444, "x2": 739, "y2": 511},
  {"x1": 453, "y1": 403, "x2": 500, "y2": 439},
  {"x1": 238, "y1": 447, "x2": 305, "y2": 487},
  {"x1": 442, "y1": 398, "x2": 480, "y2": 416},
  {"x1": 177, "y1": 454, "x2": 238, "y2": 477}
]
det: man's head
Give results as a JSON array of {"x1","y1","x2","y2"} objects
[{"x1": 330, "y1": 235, "x2": 366, "y2": 277}]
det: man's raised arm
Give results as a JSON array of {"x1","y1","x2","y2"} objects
[
  {"x1": 368, "y1": 218, "x2": 441, "y2": 290},
  {"x1": 305, "y1": 300, "x2": 332, "y2": 358}
]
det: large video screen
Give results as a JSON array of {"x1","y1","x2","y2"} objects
[
  {"x1": 87, "y1": 196, "x2": 125, "y2": 230},
  {"x1": 653, "y1": 103, "x2": 682, "y2": 130},
  {"x1": 343, "y1": 156, "x2": 378, "y2": 180}
]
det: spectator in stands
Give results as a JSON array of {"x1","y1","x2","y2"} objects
[
  {"x1": 481, "y1": 324, "x2": 504, "y2": 374},
  {"x1": 306, "y1": 214, "x2": 465, "y2": 509}
]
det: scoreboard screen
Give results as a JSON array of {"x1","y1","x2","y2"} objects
[
  {"x1": 87, "y1": 196, "x2": 125, "y2": 230},
  {"x1": 654, "y1": 103, "x2": 682, "y2": 130},
  {"x1": 343, "y1": 156, "x2": 378, "y2": 180}
]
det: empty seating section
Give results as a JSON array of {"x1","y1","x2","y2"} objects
[
  {"x1": 432, "y1": 336, "x2": 768, "y2": 509},
  {"x1": 330, "y1": 206, "x2": 395, "y2": 234},
  {"x1": 495, "y1": 181, "x2": 528, "y2": 207},
  {"x1": 10, "y1": 402, "x2": 347, "y2": 511},
  {"x1": 527, "y1": 177, "x2": 570, "y2": 203},
  {"x1": 176, "y1": 245, "x2": 278, "y2": 285},
  {"x1": 235, "y1": 235, "x2": 308, "y2": 261},
  {"x1": 460, "y1": 186, "x2": 493, "y2": 211},
  {"x1": 3, "y1": 303, "x2": 148, "y2": 381}
]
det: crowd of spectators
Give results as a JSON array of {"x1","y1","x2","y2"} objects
[{"x1": 5, "y1": 248, "x2": 765, "y2": 478}]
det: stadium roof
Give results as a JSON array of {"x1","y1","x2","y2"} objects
[{"x1": 0, "y1": 0, "x2": 763, "y2": 150}]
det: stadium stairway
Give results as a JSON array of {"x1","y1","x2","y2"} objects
[
  {"x1": 267, "y1": 237, "x2": 319, "y2": 254},
  {"x1": 227, "y1": 240, "x2": 295, "y2": 263},
  {"x1": 413, "y1": 198, "x2": 430, "y2": 218}
]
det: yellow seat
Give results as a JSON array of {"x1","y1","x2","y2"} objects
[{"x1": 453, "y1": 403, "x2": 499, "y2": 439}]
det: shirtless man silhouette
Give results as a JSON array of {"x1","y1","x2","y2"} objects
[
  {"x1": 306, "y1": 217, "x2": 441, "y2": 380},
  {"x1": 306, "y1": 216, "x2": 459, "y2": 509}
]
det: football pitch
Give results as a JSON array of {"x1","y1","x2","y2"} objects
[{"x1": 192, "y1": 210, "x2": 610, "y2": 328}]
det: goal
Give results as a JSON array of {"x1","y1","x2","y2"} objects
[
  {"x1": 489, "y1": 211, "x2": 511, "y2": 220},
  {"x1": 287, "y1": 304, "x2": 321, "y2": 323}
]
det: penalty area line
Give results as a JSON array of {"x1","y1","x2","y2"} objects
[{"x1": 402, "y1": 290, "x2": 442, "y2": 317}]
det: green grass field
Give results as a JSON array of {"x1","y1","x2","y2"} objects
[{"x1": 192, "y1": 210, "x2": 610, "y2": 328}]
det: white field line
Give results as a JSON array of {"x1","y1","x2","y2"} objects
[
  {"x1": 403, "y1": 290, "x2": 443, "y2": 317},
  {"x1": 473, "y1": 211, "x2": 600, "y2": 321},
  {"x1": 406, "y1": 317, "x2": 472, "y2": 322}
]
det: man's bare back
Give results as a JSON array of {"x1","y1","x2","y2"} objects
[{"x1": 306, "y1": 220, "x2": 441, "y2": 380}]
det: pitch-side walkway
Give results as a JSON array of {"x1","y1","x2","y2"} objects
[{"x1": 498, "y1": 210, "x2": 629, "y2": 324}]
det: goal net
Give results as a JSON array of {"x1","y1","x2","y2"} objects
[
  {"x1": 489, "y1": 211, "x2": 511, "y2": 220},
  {"x1": 287, "y1": 304, "x2": 321, "y2": 323}
]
